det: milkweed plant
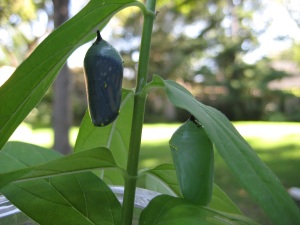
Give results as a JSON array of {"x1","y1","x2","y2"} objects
[{"x1": 0, "y1": 1, "x2": 299, "y2": 225}]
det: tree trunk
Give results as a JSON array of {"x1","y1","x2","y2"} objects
[{"x1": 52, "y1": 0, "x2": 72, "y2": 155}]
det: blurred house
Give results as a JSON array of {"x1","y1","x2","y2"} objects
[{"x1": 269, "y1": 61, "x2": 300, "y2": 120}]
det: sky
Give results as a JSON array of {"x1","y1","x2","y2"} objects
[{"x1": 243, "y1": 0, "x2": 300, "y2": 64}]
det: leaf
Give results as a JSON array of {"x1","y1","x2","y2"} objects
[
  {"x1": 139, "y1": 195, "x2": 258, "y2": 225},
  {"x1": 141, "y1": 164, "x2": 180, "y2": 196},
  {"x1": 210, "y1": 185, "x2": 241, "y2": 215},
  {"x1": 0, "y1": 142, "x2": 61, "y2": 189},
  {"x1": 140, "y1": 163, "x2": 241, "y2": 215},
  {"x1": 1, "y1": 173, "x2": 121, "y2": 225},
  {"x1": 0, "y1": 0, "x2": 139, "y2": 149},
  {"x1": 0, "y1": 141, "x2": 119, "y2": 189},
  {"x1": 74, "y1": 89, "x2": 134, "y2": 169},
  {"x1": 145, "y1": 75, "x2": 300, "y2": 225}
]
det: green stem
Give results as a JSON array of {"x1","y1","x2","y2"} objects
[
  {"x1": 135, "y1": 1, "x2": 156, "y2": 93},
  {"x1": 121, "y1": 1, "x2": 156, "y2": 225}
]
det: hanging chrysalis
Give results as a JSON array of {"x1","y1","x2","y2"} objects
[
  {"x1": 84, "y1": 30, "x2": 123, "y2": 126},
  {"x1": 169, "y1": 116, "x2": 214, "y2": 206}
]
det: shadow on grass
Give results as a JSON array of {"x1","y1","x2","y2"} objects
[
  {"x1": 211, "y1": 136, "x2": 299, "y2": 225},
  {"x1": 245, "y1": 137, "x2": 300, "y2": 187}
]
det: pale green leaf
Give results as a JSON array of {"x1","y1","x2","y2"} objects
[{"x1": 1, "y1": 173, "x2": 121, "y2": 225}]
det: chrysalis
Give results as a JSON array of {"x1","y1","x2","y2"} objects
[
  {"x1": 169, "y1": 116, "x2": 214, "y2": 206},
  {"x1": 84, "y1": 31, "x2": 123, "y2": 126}
]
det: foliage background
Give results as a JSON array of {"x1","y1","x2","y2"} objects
[{"x1": 1, "y1": 0, "x2": 300, "y2": 127}]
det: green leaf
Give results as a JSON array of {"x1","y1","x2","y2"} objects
[
  {"x1": 140, "y1": 163, "x2": 241, "y2": 215},
  {"x1": 141, "y1": 163, "x2": 180, "y2": 196},
  {"x1": 74, "y1": 89, "x2": 134, "y2": 169},
  {"x1": 1, "y1": 173, "x2": 121, "y2": 225},
  {"x1": 146, "y1": 75, "x2": 300, "y2": 225},
  {"x1": 0, "y1": 141, "x2": 119, "y2": 189},
  {"x1": 139, "y1": 195, "x2": 258, "y2": 225},
  {"x1": 0, "y1": 142, "x2": 61, "y2": 188},
  {"x1": 210, "y1": 185, "x2": 241, "y2": 215},
  {"x1": 0, "y1": 0, "x2": 139, "y2": 149}
]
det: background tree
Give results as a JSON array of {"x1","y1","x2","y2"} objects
[
  {"x1": 1, "y1": 0, "x2": 298, "y2": 135},
  {"x1": 282, "y1": 0, "x2": 300, "y2": 28},
  {"x1": 0, "y1": 0, "x2": 49, "y2": 66},
  {"x1": 106, "y1": 0, "x2": 293, "y2": 122},
  {"x1": 52, "y1": 0, "x2": 72, "y2": 154},
  {"x1": 0, "y1": 0, "x2": 73, "y2": 154}
]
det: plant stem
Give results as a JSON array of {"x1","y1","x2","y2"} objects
[
  {"x1": 135, "y1": 1, "x2": 156, "y2": 94},
  {"x1": 121, "y1": 1, "x2": 156, "y2": 225}
]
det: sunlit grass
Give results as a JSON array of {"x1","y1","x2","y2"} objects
[
  {"x1": 140, "y1": 122, "x2": 300, "y2": 168},
  {"x1": 9, "y1": 122, "x2": 300, "y2": 168},
  {"x1": 234, "y1": 121, "x2": 300, "y2": 140},
  {"x1": 9, "y1": 122, "x2": 300, "y2": 179},
  {"x1": 9, "y1": 124, "x2": 79, "y2": 149},
  {"x1": 9, "y1": 122, "x2": 300, "y2": 164},
  {"x1": 10, "y1": 121, "x2": 300, "y2": 139}
]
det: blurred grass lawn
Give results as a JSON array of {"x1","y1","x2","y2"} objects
[{"x1": 9, "y1": 121, "x2": 300, "y2": 224}]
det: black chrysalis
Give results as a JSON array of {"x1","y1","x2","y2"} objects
[{"x1": 84, "y1": 31, "x2": 123, "y2": 126}]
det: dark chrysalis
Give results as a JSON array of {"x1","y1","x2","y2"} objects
[
  {"x1": 169, "y1": 115, "x2": 214, "y2": 206},
  {"x1": 84, "y1": 30, "x2": 123, "y2": 127}
]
